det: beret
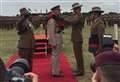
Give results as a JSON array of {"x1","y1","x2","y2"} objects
[{"x1": 95, "y1": 51, "x2": 120, "y2": 67}]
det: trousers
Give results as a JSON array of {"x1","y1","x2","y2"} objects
[
  {"x1": 18, "y1": 48, "x2": 33, "y2": 71},
  {"x1": 51, "y1": 33, "x2": 62, "y2": 75},
  {"x1": 72, "y1": 42, "x2": 84, "y2": 73}
]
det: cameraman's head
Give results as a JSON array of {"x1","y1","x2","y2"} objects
[
  {"x1": 0, "y1": 58, "x2": 6, "y2": 82},
  {"x1": 92, "y1": 51, "x2": 120, "y2": 82}
]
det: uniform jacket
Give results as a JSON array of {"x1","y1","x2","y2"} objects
[
  {"x1": 91, "y1": 16, "x2": 106, "y2": 44},
  {"x1": 47, "y1": 18, "x2": 61, "y2": 45},
  {"x1": 64, "y1": 13, "x2": 85, "y2": 42},
  {"x1": 17, "y1": 18, "x2": 35, "y2": 48}
]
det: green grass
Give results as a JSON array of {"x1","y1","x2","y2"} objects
[{"x1": 0, "y1": 25, "x2": 118, "y2": 82}]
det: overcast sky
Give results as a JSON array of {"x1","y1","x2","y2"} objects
[{"x1": 0, "y1": 0, "x2": 120, "y2": 16}]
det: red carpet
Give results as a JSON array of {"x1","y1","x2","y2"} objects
[
  {"x1": 6, "y1": 53, "x2": 78, "y2": 82},
  {"x1": 6, "y1": 54, "x2": 19, "y2": 68}
]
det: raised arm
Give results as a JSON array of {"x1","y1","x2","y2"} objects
[{"x1": 64, "y1": 15, "x2": 81, "y2": 25}]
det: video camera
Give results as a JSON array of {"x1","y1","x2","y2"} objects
[
  {"x1": 101, "y1": 34, "x2": 114, "y2": 49},
  {"x1": 90, "y1": 34, "x2": 114, "y2": 72},
  {"x1": 0, "y1": 58, "x2": 32, "y2": 82}
]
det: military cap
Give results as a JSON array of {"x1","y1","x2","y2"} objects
[
  {"x1": 95, "y1": 50, "x2": 120, "y2": 67},
  {"x1": 71, "y1": 3, "x2": 82, "y2": 10},
  {"x1": 51, "y1": 5, "x2": 60, "y2": 11},
  {"x1": 89, "y1": 7, "x2": 104, "y2": 13},
  {"x1": 19, "y1": 7, "x2": 29, "y2": 15}
]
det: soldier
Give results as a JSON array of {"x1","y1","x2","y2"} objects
[
  {"x1": 89, "y1": 7, "x2": 106, "y2": 55},
  {"x1": 64, "y1": 3, "x2": 85, "y2": 76},
  {"x1": 47, "y1": 5, "x2": 64, "y2": 77},
  {"x1": 16, "y1": 8, "x2": 35, "y2": 71}
]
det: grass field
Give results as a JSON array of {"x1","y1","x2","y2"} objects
[{"x1": 0, "y1": 25, "x2": 117, "y2": 82}]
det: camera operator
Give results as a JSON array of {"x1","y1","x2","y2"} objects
[
  {"x1": 90, "y1": 34, "x2": 120, "y2": 82},
  {"x1": 0, "y1": 58, "x2": 38, "y2": 82},
  {"x1": 16, "y1": 8, "x2": 35, "y2": 71},
  {"x1": 92, "y1": 48, "x2": 120, "y2": 82}
]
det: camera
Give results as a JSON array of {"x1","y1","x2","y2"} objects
[
  {"x1": 101, "y1": 34, "x2": 114, "y2": 49},
  {"x1": 0, "y1": 58, "x2": 32, "y2": 82},
  {"x1": 90, "y1": 34, "x2": 114, "y2": 72}
]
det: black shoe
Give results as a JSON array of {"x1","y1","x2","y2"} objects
[
  {"x1": 73, "y1": 70, "x2": 84, "y2": 76},
  {"x1": 52, "y1": 71, "x2": 64, "y2": 77}
]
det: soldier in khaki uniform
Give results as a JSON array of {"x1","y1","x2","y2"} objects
[
  {"x1": 16, "y1": 8, "x2": 35, "y2": 70},
  {"x1": 47, "y1": 5, "x2": 63, "y2": 77},
  {"x1": 90, "y1": 7, "x2": 106, "y2": 54},
  {"x1": 64, "y1": 3, "x2": 85, "y2": 76}
]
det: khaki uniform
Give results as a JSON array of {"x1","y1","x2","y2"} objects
[
  {"x1": 91, "y1": 16, "x2": 105, "y2": 49},
  {"x1": 64, "y1": 14, "x2": 85, "y2": 73},
  {"x1": 47, "y1": 18, "x2": 62, "y2": 75},
  {"x1": 17, "y1": 18, "x2": 35, "y2": 68}
]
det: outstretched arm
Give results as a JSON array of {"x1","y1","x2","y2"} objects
[{"x1": 64, "y1": 15, "x2": 80, "y2": 25}]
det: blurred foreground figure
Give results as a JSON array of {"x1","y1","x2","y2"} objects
[
  {"x1": 64, "y1": 3, "x2": 85, "y2": 76},
  {"x1": 92, "y1": 49, "x2": 120, "y2": 82},
  {"x1": 0, "y1": 58, "x2": 38, "y2": 82},
  {"x1": 16, "y1": 8, "x2": 35, "y2": 70}
]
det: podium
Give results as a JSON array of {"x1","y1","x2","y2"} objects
[{"x1": 33, "y1": 35, "x2": 51, "y2": 58}]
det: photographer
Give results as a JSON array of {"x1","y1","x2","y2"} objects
[
  {"x1": 16, "y1": 8, "x2": 35, "y2": 71},
  {"x1": 0, "y1": 58, "x2": 38, "y2": 82},
  {"x1": 89, "y1": 31, "x2": 120, "y2": 82}
]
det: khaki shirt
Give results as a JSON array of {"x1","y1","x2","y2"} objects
[
  {"x1": 91, "y1": 16, "x2": 106, "y2": 48},
  {"x1": 91, "y1": 16, "x2": 105, "y2": 40},
  {"x1": 64, "y1": 14, "x2": 85, "y2": 42},
  {"x1": 47, "y1": 18, "x2": 61, "y2": 45}
]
